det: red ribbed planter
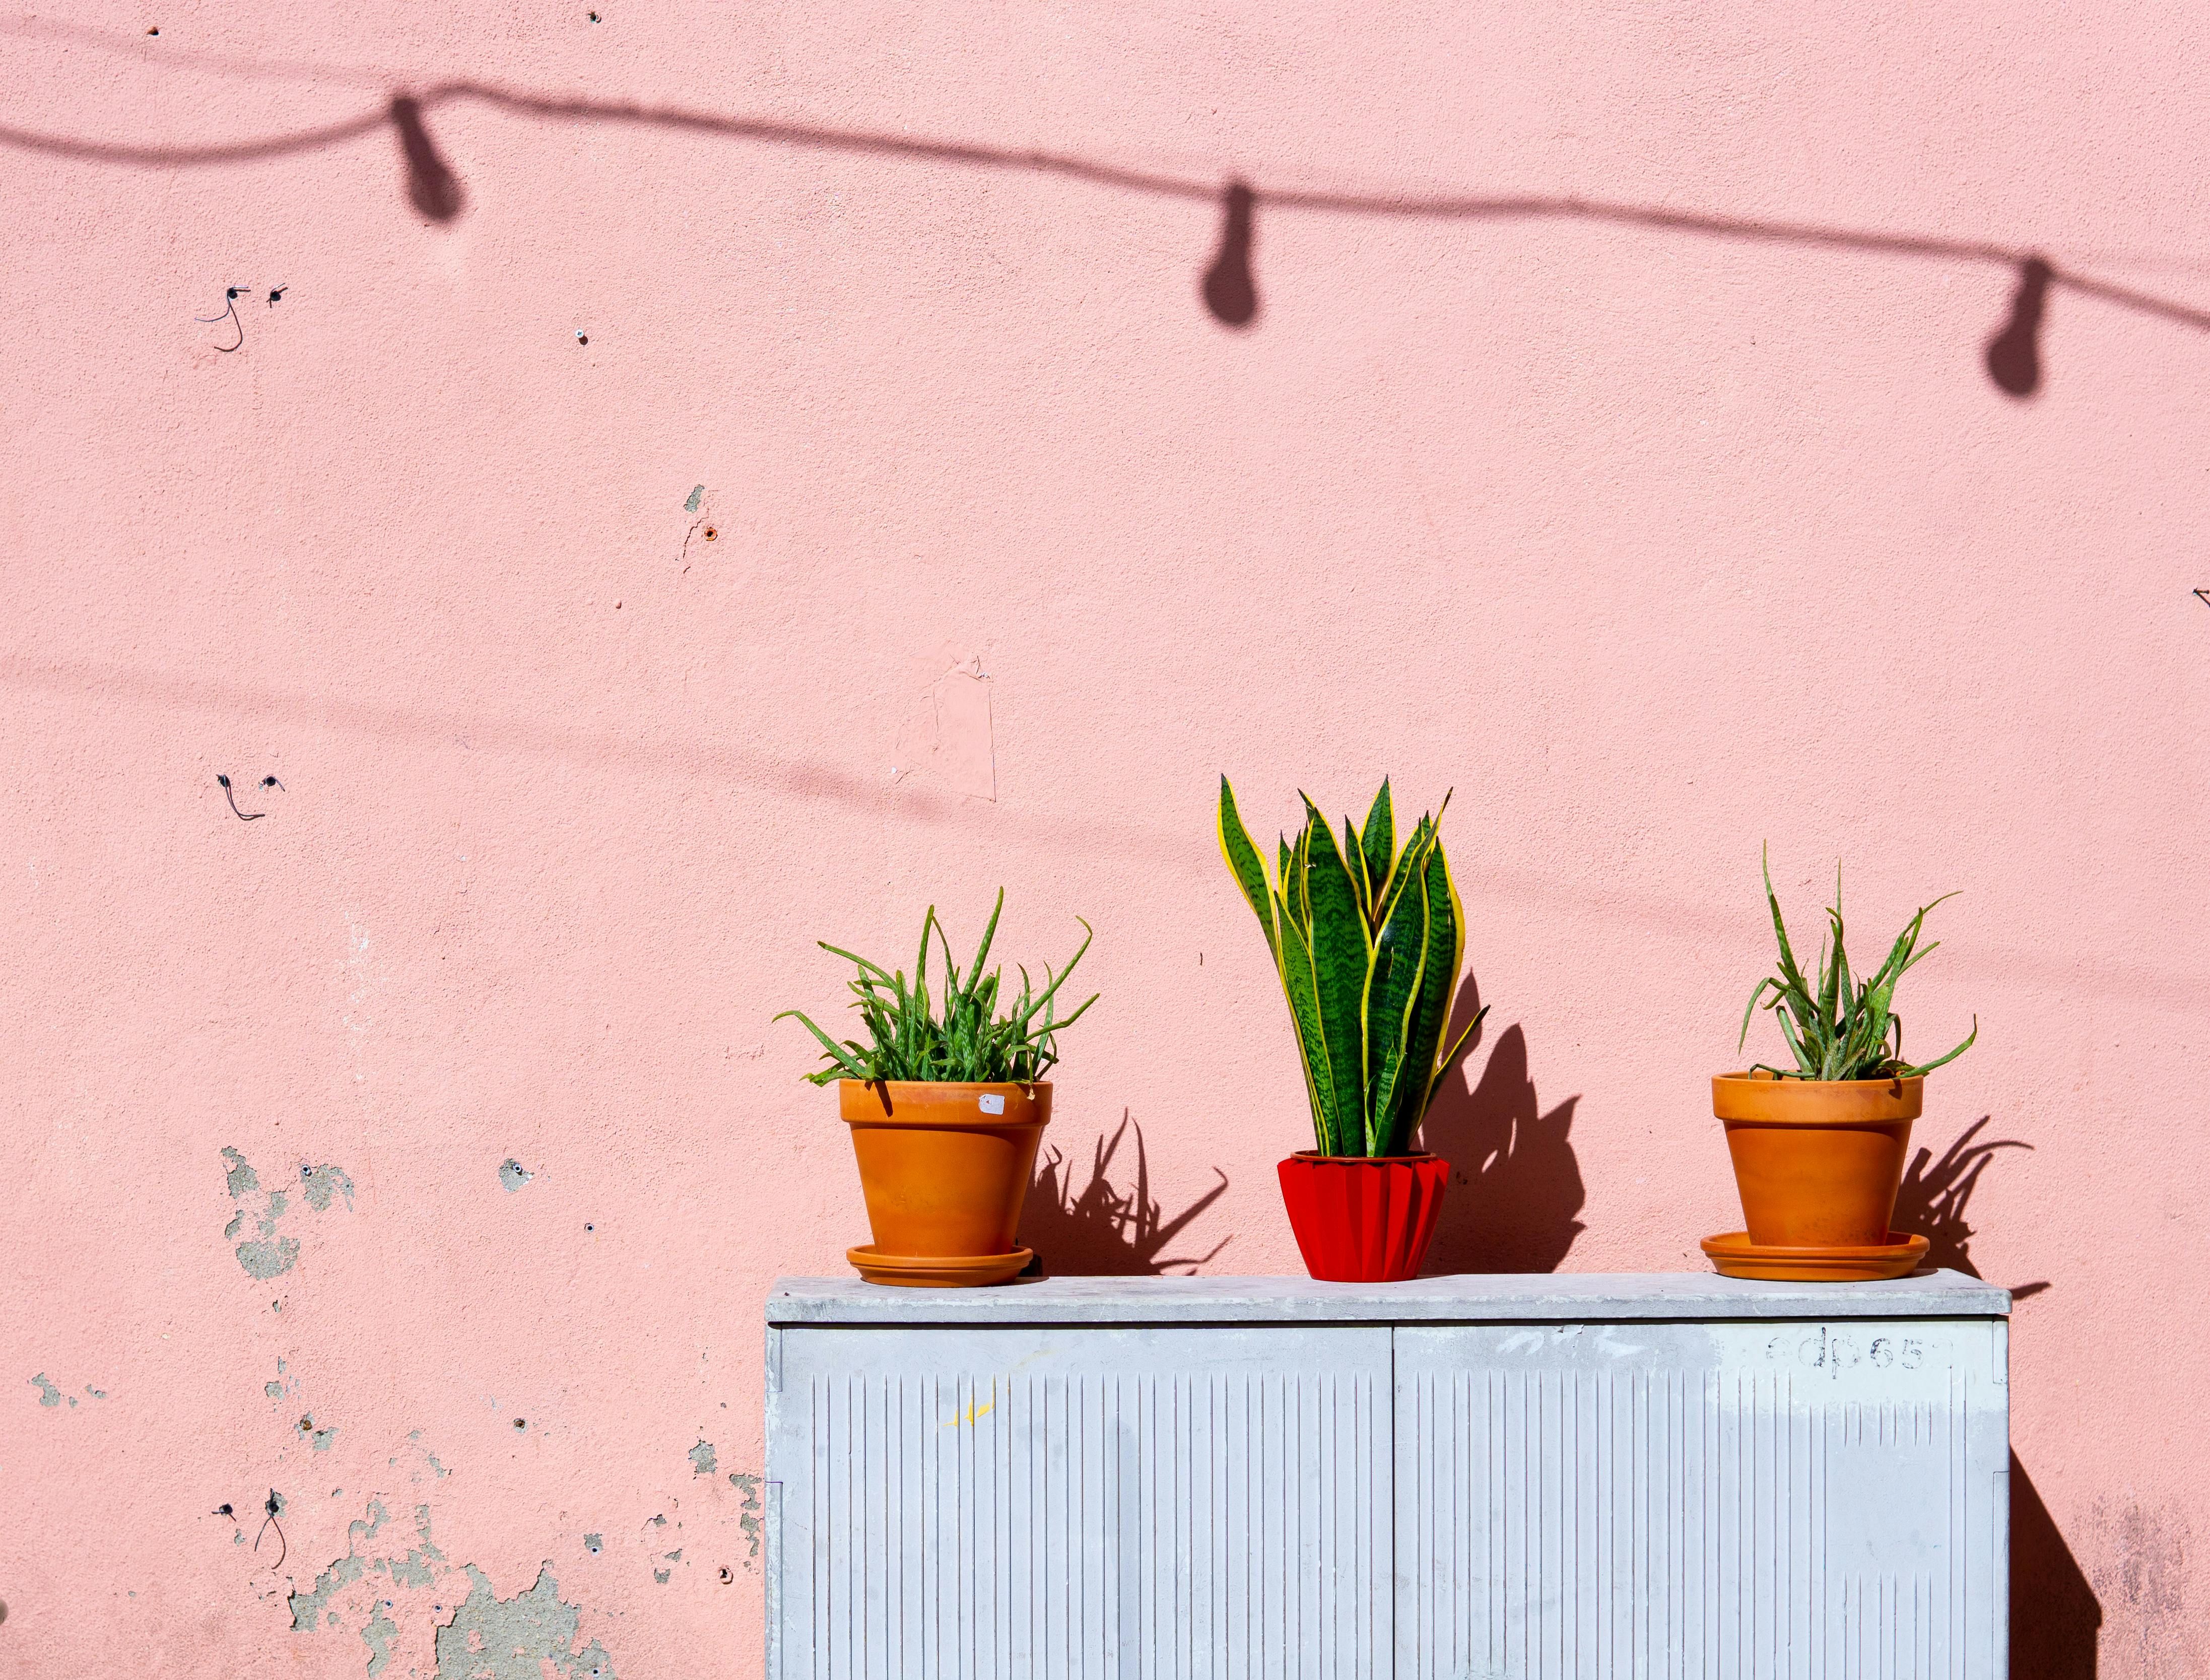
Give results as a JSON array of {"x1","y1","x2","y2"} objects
[{"x1": 1276, "y1": 1152, "x2": 1450, "y2": 1283}]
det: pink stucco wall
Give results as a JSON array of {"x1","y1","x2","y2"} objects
[{"x1": 4, "y1": 3, "x2": 2206, "y2": 1673}]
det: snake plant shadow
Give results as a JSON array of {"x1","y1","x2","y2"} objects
[
  {"x1": 1021, "y1": 1114, "x2": 1231, "y2": 1276},
  {"x1": 1416, "y1": 979, "x2": 1586, "y2": 1274},
  {"x1": 1891, "y1": 1115, "x2": 2051, "y2": 1301}
]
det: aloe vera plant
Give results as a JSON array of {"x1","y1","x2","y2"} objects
[
  {"x1": 1218, "y1": 776, "x2": 1486, "y2": 1157},
  {"x1": 776, "y1": 890, "x2": 1097, "y2": 1085},
  {"x1": 1739, "y1": 848, "x2": 1977, "y2": 1081}
]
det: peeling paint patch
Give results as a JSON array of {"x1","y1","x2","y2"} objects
[
  {"x1": 289, "y1": 1501, "x2": 446, "y2": 1633},
  {"x1": 363, "y1": 1605, "x2": 398, "y2": 1677},
  {"x1": 651, "y1": 1569, "x2": 669, "y2": 1586},
  {"x1": 433, "y1": 1563, "x2": 615, "y2": 1679},
  {"x1": 292, "y1": 1555, "x2": 367, "y2": 1630},
  {"x1": 238, "y1": 1235, "x2": 299, "y2": 1279},
  {"x1": 406, "y1": 1428, "x2": 453, "y2": 1481},
  {"x1": 301, "y1": 1164, "x2": 356, "y2": 1211},
  {"x1": 223, "y1": 1149, "x2": 351, "y2": 1277},
  {"x1": 499, "y1": 1159, "x2": 534, "y2": 1192},
  {"x1": 30, "y1": 1374, "x2": 61, "y2": 1407},
  {"x1": 684, "y1": 484, "x2": 704, "y2": 514},
  {"x1": 582, "y1": 1534, "x2": 601, "y2": 1555},
  {"x1": 688, "y1": 1439, "x2": 716, "y2": 1476},
  {"x1": 312, "y1": 1427, "x2": 339, "y2": 1452},
  {"x1": 893, "y1": 650, "x2": 997, "y2": 801},
  {"x1": 730, "y1": 1473, "x2": 763, "y2": 1562},
  {"x1": 223, "y1": 1147, "x2": 260, "y2": 1199}
]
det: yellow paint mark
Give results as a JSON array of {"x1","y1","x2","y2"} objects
[{"x1": 942, "y1": 1394, "x2": 995, "y2": 1428}]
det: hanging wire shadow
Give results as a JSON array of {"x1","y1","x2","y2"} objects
[{"x1": 4, "y1": 41, "x2": 2210, "y2": 373}]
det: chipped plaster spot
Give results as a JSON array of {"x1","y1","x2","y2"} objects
[
  {"x1": 499, "y1": 1159, "x2": 534, "y2": 1192},
  {"x1": 30, "y1": 1374, "x2": 61, "y2": 1407},
  {"x1": 312, "y1": 1427, "x2": 339, "y2": 1452},
  {"x1": 433, "y1": 1564, "x2": 615, "y2": 1679},
  {"x1": 267, "y1": 1381, "x2": 285, "y2": 1399},
  {"x1": 688, "y1": 1439, "x2": 716, "y2": 1476},
  {"x1": 652, "y1": 1569, "x2": 669, "y2": 1585},
  {"x1": 684, "y1": 484, "x2": 703, "y2": 513},
  {"x1": 583, "y1": 1534, "x2": 602, "y2": 1554}
]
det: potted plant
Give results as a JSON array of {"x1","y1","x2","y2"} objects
[
  {"x1": 1217, "y1": 776, "x2": 1486, "y2": 1282},
  {"x1": 775, "y1": 890, "x2": 1097, "y2": 1288},
  {"x1": 1706, "y1": 850, "x2": 1977, "y2": 1280}
]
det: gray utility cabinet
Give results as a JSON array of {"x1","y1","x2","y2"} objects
[{"x1": 766, "y1": 1271, "x2": 2010, "y2": 1679}]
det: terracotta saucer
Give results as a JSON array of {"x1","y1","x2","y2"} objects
[
  {"x1": 1700, "y1": 1230, "x2": 1929, "y2": 1283},
  {"x1": 847, "y1": 1245, "x2": 1033, "y2": 1289}
]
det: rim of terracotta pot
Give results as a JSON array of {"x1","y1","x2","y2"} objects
[
  {"x1": 1711, "y1": 1071, "x2": 1922, "y2": 1124},
  {"x1": 1286, "y1": 1150, "x2": 1443, "y2": 1165},
  {"x1": 837, "y1": 1078, "x2": 1051, "y2": 1126}
]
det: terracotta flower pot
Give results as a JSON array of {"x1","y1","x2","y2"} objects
[
  {"x1": 1276, "y1": 1152, "x2": 1448, "y2": 1283},
  {"x1": 839, "y1": 1079, "x2": 1049, "y2": 1260},
  {"x1": 1713, "y1": 1071, "x2": 1922, "y2": 1248}
]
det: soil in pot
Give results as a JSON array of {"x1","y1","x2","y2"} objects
[
  {"x1": 840, "y1": 1079, "x2": 1049, "y2": 1264},
  {"x1": 1276, "y1": 1152, "x2": 1449, "y2": 1283},
  {"x1": 1712, "y1": 1071, "x2": 1921, "y2": 1249}
]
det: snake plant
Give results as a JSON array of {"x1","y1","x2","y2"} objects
[
  {"x1": 776, "y1": 890, "x2": 1097, "y2": 1085},
  {"x1": 1739, "y1": 847, "x2": 1977, "y2": 1081},
  {"x1": 1218, "y1": 776, "x2": 1486, "y2": 1157}
]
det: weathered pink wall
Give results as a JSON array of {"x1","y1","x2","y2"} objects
[{"x1": 4, "y1": 2, "x2": 2207, "y2": 1673}]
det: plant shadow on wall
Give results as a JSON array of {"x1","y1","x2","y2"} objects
[
  {"x1": 1415, "y1": 979, "x2": 1586, "y2": 1274},
  {"x1": 1890, "y1": 1115, "x2": 2050, "y2": 1301},
  {"x1": 1021, "y1": 1116, "x2": 1230, "y2": 1277}
]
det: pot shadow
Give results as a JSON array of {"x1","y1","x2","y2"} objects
[
  {"x1": 1892, "y1": 1115, "x2": 2050, "y2": 1300},
  {"x1": 1020, "y1": 1114, "x2": 1231, "y2": 1276},
  {"x1": 2014, "y1": 1451, "x2": 2102, "y2": 1677},
  {"x1": 1416, "y1": 979, "x2": 1586, "y2": 1274}
]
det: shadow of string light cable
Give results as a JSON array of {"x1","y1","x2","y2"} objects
[{"x1": 5, "y1": 70, "x2": 2210, "y2": 396}]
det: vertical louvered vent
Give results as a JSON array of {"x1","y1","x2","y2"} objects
[
  {"x1": 773, "y1": 1325, "x2": 1395, "y2": 1678},
  {"x1": 1393, "y1": 1323, "x2": 2005, "y2": 1680}
]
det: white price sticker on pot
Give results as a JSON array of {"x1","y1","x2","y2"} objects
[{"x1": 978, "y1": 1093, "x2": 1006, "y2": 1115}]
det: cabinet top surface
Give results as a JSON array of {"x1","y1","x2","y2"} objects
[{"x1": 766, "y1": 1269, "x2": 2008, "y2": 1325}]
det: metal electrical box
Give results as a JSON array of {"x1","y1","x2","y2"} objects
[{"x1": 766, "y1": 1272, "x2": 2008, "y2": 1678}]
